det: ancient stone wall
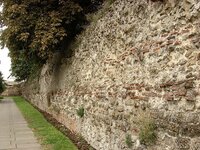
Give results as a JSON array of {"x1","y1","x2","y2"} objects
[
  {"x1": 2, "y1": 84, "x2": 21, "y2": 96},
  {"x1": 22, "y1": 0, "x2": 200, "y2": 149}
]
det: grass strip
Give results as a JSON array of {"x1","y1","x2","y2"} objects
[{"x1": 13, "y1": 96, "x2": 78, "y2": 150}]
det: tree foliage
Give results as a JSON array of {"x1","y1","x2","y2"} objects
[{"x1": 0, "y1": 0, "x2": 102, "y2": 81}]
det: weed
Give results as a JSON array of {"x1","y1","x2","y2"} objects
[
  {"x1": 76, "y1": 106, "x2": 84, "y2": 118},
  {"x1": 125, "y1": 134, "x2": 133, "y2": 148},
  {"x1": 52, "y1": 105, "x2": 60, "y2": 114},
  {"x1": 139, "y1": 119, "x2": 156, "y2": 145}
]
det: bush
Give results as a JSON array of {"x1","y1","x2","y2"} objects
[
  {"x1": 0, "y1": 96, "x2": 3, "y2": 102},
  {"x1": 0, "y1": 72, "x2": 5, "y2": 93}
]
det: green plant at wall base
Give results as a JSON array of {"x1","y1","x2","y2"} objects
[
  {"x1": 76, "y1": 106, "x2": 84, "y2": 118},
  {"x1": 125, "y1": 134, "x2": 133, "y2": 148},
  {"x1": 52, "y1": 105, "x2": 60, "y2": 114},
  {"x1": 139, "y1": 120, "x2": 157, "y2": 145}
]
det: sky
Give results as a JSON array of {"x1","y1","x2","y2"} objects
[
  {"x1": 0, "y1": 47, "x2": 14, "y2": 81},
  {"x1": 0, "y1": 5, "x2": 15, "y2": 81},
  {"x1": 0, "y1": 6, "x2": 14, "y2": 81}
]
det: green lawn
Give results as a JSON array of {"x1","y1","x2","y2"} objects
[{"x1": 13, "y1": 96, "x2": 78, "y2": 150}]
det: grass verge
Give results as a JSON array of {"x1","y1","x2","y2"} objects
[{"x1": 12, "y1": 96, "x2": 78, "y2": 150}]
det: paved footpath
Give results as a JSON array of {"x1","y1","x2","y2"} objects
[{"x1": 0, "y1": 98, "x2": 42, "y2": 150}]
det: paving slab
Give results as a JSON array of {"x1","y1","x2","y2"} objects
[
  {"x1": 0, "y1": 98, "x2": 42, "y2": 150},
  {"x1": 17, "y1": 143, "x2": 41, "y2": 149},
  {"x1": 0, "y1": 143, "x2": 16, "y2": 149},
  {"x1": 12, "y1": 139, "x2": 38, "y2": 144},
  {"x1": 12, "y1": 148, "x2": 41, "y2": 150}
]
